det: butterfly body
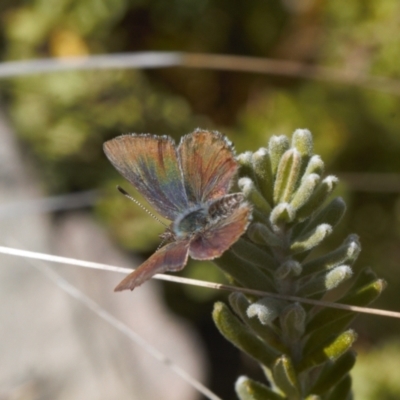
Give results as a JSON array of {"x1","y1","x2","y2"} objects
[
  {"x1": 104, "y1": 130, "x2": 251, "y2": 291},
  {"x1": 172, "y1": 204, "x2": 209, "y2": 239}
]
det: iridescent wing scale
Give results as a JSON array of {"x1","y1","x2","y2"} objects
[
  {"x1": 178, "y1": 130, "x2": 238, "y2": 204},
  {"x1": 103, "y1": 134, "x2": 188, "y2": 220}
]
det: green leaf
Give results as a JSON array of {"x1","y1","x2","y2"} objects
[
  {"x1": 303, "y1": 279, "x2": 385, "y2": 357},
  {"x1": 247, "y1": 222, "x2": 282, "y2": 248},
  {"x1": 239, "y1": 177, "x2": 272, "y2": 215},
  {"x1": 305, "y1": 271, "x2": 382, "y2": 337},
  {"x1": 280, "y1": 303, "x2": 306, "y2": 341},
  {"x1": 229, "y1": 293, "x2": 287, "y2": 353},
  {"x1": 290, "y1": 223, "x2": 332, "y2": 254},
  {"x1": 303, "y1": 155, "x2": 325, "y2": 177},
  {"x1": 213, "y1": 302, "x2": 279, "y2": 368},
  {"x1": 269, "y1": 135, "x2": 290, "y2": 176},
  {"x1": 274, "y1": 260, "x2": 302, "y2": 280},
  {"x1": 291, "y1": 128, "x2": 313, "y2": 158},
  {"x1": 304, "y1": 317, "x2": 355, "y2": 357},
  {"x1": 231, "y1": 237, "x2": 277, "y2": 272},
  {"x1": 297, "y1": 265, "x2": 353, "y2": 297},
  {"x1": 291, "y1": 128, "x2": 314, "y2": 181},
  {"x1": 341, "y1": 277, "x2": 387, "y2": 305},
  {"x1": 214, "y1": 250, "x2": 276, "y2": 291},
  {"x1": 310, "y1": 351, "x2": 356, "y2": 395},
  {"x1": 299, "y1": 330, "x2": 357, "y2": 372},
  {"x1": 326, "y1": 374, "x2": 352, "y2": 400},
  {"x1": 306, "y1": 277, "x2": 386, "y2": 334},
  {"x1": 270, "y1": 203, "x2": 296, "y2": 225},
  {"x1": 235, "y1": 376, "x2": 285, "y2": 400},
  {"x1": 247, "y1": 297, "x2": 285, "y2": 325},
  {"x1": 294, "y1": 197, "x2": 346, "y2": 240},
  {"x1": 238, "y1": 151, "x2": 257, "y2": 181},
  {"x1": 272, "y1": 355, "x2": 302, "y2": 398},
  {"x1": 301, "y1": 234, "x2": 361, "y2": 276},
  {"x1": 290, "y1": 173, "x2": 320, "y2": 211},
  {"x1": 251, "y1": 148, "x2": 274, "y2": 205},
  {"x1": 345, "y1": 266, "x2": 381, "y2": 296},
  {"x1": 295, "y1": 176, "x2": 339, "y2": 221},
  {"x1": 273, "y1": 149, "x2": 303, "y2": 204}
]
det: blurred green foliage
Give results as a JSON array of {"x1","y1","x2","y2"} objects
[
  {"x1": 1, "y1": 0, "x2": 400, "y2": 397},
  {"x1": 353, "y1": 339, "x2": 400, "y2": 399}
]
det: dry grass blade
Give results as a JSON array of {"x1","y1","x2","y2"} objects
[
  {"x1": 0, "y1": 245, "x2": 399, "y2": 320},
  {"x1": 0, "y1": 52, "x2": 400, "y2": 96}
]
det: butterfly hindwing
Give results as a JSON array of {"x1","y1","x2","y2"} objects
[
  {"x1": 114, "y1": 240, "x2": 190, "y2": 291},
  {"x1": 189, "y1": 194, "x2": 251, "y2": 260},
  {"x1": 104, "y1": 134, "x2": 188, "y2": 220}
]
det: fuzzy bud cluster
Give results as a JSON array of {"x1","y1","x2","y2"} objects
[{"x1": 212, "y1": 129, "x2": 385, "y2": 399}]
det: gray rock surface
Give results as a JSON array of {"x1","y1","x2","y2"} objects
[{"x1": 0, "y1": 109, "x2": 206, "y2": 400}]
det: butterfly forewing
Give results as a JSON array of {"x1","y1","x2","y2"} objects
[
  {"x1": 104, "y1": 134, "x2": 188, "y2": 220},
  {"x1": 178, "y1": 130, "x2": 238, "y2": 204},
  {"x1": 114, "y1": 240, "x2": 190, "y2": 291}
]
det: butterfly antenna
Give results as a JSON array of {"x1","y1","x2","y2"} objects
[
  {"x1": 157, "y1": 239, "x2": 166, "y2": 251},
  {"x1": 117, "y1": 186, "x2": 168, "y2": 228}
]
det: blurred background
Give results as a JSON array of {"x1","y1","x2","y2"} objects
[{"x1": 0, "y1": 1, "x2": 400, "y2": 399}]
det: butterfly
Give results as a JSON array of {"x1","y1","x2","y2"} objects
[{"x1": 103, "y1": 129, "x2": 251, "y2": 291}]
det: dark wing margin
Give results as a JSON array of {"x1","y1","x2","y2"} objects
[
  {"x1": 104, "y1": 134, "x2": 188, "y2": 220},
  {"x1": 114, "y1": 240, "x2": 190, "y2": 291},
  {"x1": 178, "y1": 130, "x2": 238, "y2": 205}
]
